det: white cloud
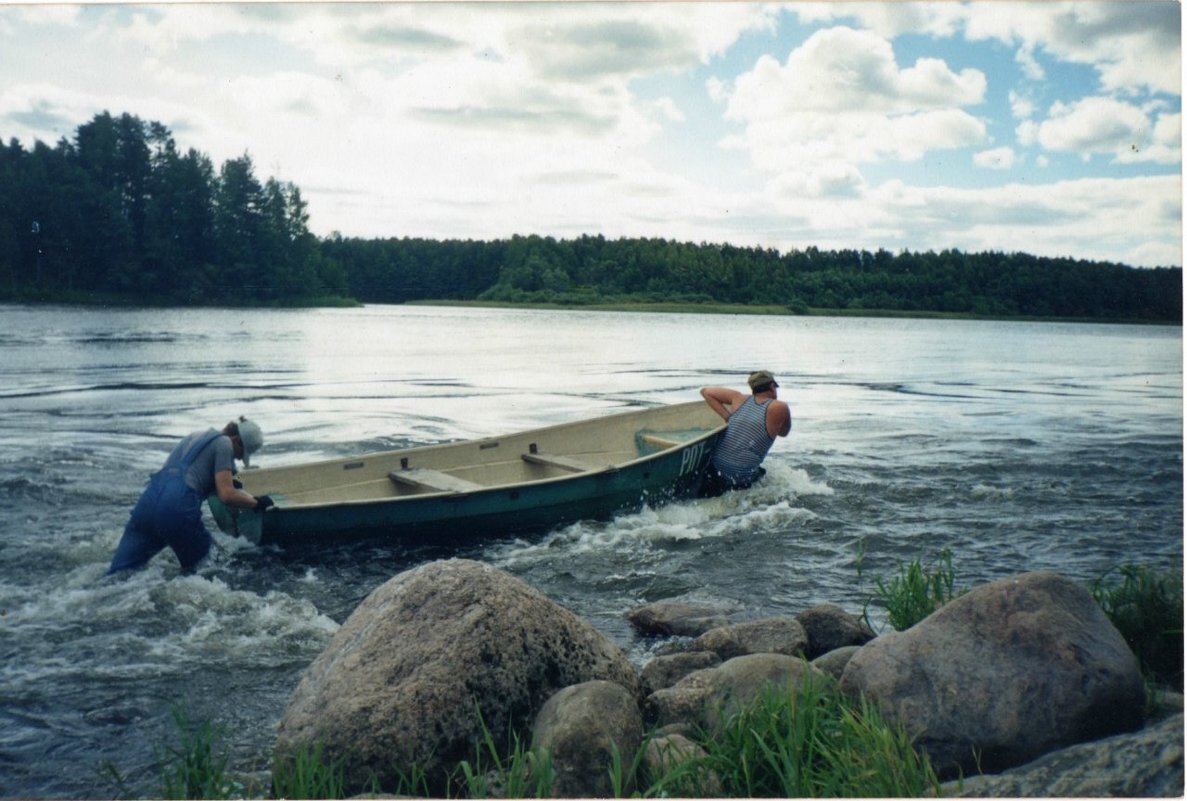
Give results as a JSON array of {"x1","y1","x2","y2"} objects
[
  {"x1": 796, "y1": 3, "x2": 1179, "y2": 97},
  {"x1": 722, "y1": 26, "x2": 988, "y2": 192},
  {"x1": 728, "y1": 27, "x2": 985, "y2": 116},
  {"x1": 974, "y1": 147, "x2": 1016, "y2": 170},
  {"x1": 789, "y1": 2, "x2": 966, "y2": 39},
  {"x1": 1015, "y1": 119, "x2": 1038, "y2": 147},
  {"x1": 963, "y1": 1, "x2": 1180, "y2": 96},
  {"x1": 771, "y1": 161, "x2": 866, "y2": 200},
  {"x1": 760, "y1": 173, "x2": 1180, "y2": 267},
  {"x1": 1008, "y1": 90, "x2": 1035, "y2": 120},
  {"x1": 1034, "y1": 96, "x2": 1181, "y2": 164}
]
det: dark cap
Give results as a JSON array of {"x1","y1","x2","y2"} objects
[{"x1": 748, "y1": 370, "x2": 778, "y2": 391}]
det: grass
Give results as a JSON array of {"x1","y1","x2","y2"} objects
[
  {"x1": 140, "y1": 680, "x2": 938, "y2": 799},
  {"x1": 641, "y1": 673, "x2": 940, "y2": 798},
  {"x1": 158, "y1": 706, "x2": 239, "y2": 800},
  {"x1": 1090, "y1": 563, "x2": 1184, "y2": 689},
  {"x1": 269, "y1": 740, "x2": 350, "y2": 799},
  {"x1": 872, "y1": 548, "x2": 961, "y2": 631},
  {"x1": 448, "y1": 710, "x2": 555, "y2": 798}
]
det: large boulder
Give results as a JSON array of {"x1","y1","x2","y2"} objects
[
  {"x1": 840, "y1": 571, "x2": 1146, "y2": 777},
  {"x1": 275, "y1": 559, "x2": 640, "y2": 794},
  {"x1": 531, "y1": 680, "x2": 643, "y2": 798}
]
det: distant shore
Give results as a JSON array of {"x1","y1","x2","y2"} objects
[
  {"x1": 410, "y1": 298, "x2": 1181, "y2": 326},
  {"x1": 2, "y1": 293, "x2": 1179, "y2": 326}
]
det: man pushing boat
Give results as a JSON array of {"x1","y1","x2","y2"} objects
[
  {"x1": 107, "y1": 417, "x2": 274, "y2": 575},
  {"x1": 699, "y1": 370, "x2": 791, "y2": 495}
]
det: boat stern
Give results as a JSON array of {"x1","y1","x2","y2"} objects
[{"x1": 207, "y1": 496, "x2": 269, "y2": 545}]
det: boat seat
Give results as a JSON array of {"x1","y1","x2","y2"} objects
[
  {"x1": 521, "y1": 452, "x2": 598, "y2": 473},
  {"x1": 637, "y1": 433, "x2": 683, "y2": 450},
  {"x1": 389, "y1": 468, "x2": 483, "y2": 494}
]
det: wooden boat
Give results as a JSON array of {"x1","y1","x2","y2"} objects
[{"x1": 209, "y1": 401, "x2": 727, "y2": 546}]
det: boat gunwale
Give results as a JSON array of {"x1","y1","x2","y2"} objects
[
  {"x1": 242, "y1": 400, "x2": 724, "y2": 510},
  {"x1": 263, "y1": 423, "x2": 722, "y2": 512}
]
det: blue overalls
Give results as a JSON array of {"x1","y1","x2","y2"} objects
[{"x1": 107, "y1": 431, "x2": 223, "y2": 574}]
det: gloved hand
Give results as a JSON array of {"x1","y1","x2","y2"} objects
[{"x1": 254, "y1": 495, "x2": 275, "y2": 511}]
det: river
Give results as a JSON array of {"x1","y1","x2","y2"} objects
[{"x1": 0, "y1": 303, "x2": 1180, "y2": 797}]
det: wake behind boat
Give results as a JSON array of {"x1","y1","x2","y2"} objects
[{"x1": 209, "y1": 401, "x2": 727, "y2": 546}]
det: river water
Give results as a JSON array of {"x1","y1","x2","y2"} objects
[{"x1": 0, "y1": 303, "x2": 1181, "y2": 797}]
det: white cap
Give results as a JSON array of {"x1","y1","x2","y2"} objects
[{"x1": 238, "y1": 416, "x2": 263, "y2": 466}]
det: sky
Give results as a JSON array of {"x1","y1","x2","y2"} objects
[{"x1": 1, "y1": 2, "x2": 1182, "y2": 268}]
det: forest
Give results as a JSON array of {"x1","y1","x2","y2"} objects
[{"x1": 1, "y1": 111, "x2": 1181, "y2": 323}]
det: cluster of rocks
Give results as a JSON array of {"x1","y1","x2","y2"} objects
[{"x1": 275, "y1": 559, "x2": 1183, "y2": 797}]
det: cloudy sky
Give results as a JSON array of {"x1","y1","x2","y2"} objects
[{"x1": 2, "y1": 2, "x2": 1181, "y2": 267}]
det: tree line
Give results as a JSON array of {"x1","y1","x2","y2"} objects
[
  {"x1": 0, "y1": 111, "x2": 347, "y2": 305},
  {"x1": 325, "y1": 234, "x2": 1181, "y2": 322},
  {"x1": 1, "y1": 111, "x2": 1180, "y2": 322}
]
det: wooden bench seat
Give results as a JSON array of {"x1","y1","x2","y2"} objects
[
  {"x1": 521, "y1": 452, "x2": 598, "y2": 473},
  {"x1": 636, "y1": 433, "x2": 683, "y2": 450},
  {"x1": 389, "y1": 468, "x2": 484, "y2": 494}
]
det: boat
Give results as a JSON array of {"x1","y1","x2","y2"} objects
[{"x1": 208, "y1": 400, "x2": 727, "y2": 546}]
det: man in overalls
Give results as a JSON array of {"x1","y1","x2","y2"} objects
[{"x1": 107, "y1": 417, "x2": 274, "y2": 574}]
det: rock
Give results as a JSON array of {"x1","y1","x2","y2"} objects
[
  {"x1": 941, "y1": 714, "x2": 1184, "y2": 797},
  {"x1": 702, "y1": 653, "x2": 832, "y2": 734},
  {"x1": 644, "y1": 733, "x2": 722, "y2": 796},
  {"x1": 840, "y1": 571, "x2": 1146, "y2": 777},
  {"x1": 645, "y1": 667, "x2": 717, "y2": 730},
  {"x1": 627, "y1": 601, "x2": 729, "y2": 637},
  {"x1": 811, "y1": 644, "x2": 862, "y2": 680},
  {"x1": 275, "y1": 559, "x2": 640, "y2": 794},
  {"x1": 531, "y1": 680, "x2": 643, "y2": 798},
  {"x1": 646, "y1": 652, "x2": 830, "y2": 735},
  {"x1": 795, "y1": 603, "x2": 875, "y2": 658},
  {"x1": 640, "y1": 651, "x2": 721, "y2": 695},
  {"x1": 688, "y1": 616, "x2": 808, "y2": 660}
]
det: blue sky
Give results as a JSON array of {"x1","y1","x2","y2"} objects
[{"x1": 1, "y1": 2, "x2": 1181, "y2": 267}]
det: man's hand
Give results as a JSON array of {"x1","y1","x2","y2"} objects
[
  {"x1": 254, "y1": 495, "x2": 276, "y2": 511},
  {"x1": 701, "y1": 386, "x2": 745, "y2": 421}
]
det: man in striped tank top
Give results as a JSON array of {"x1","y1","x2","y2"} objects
[{"x1": 699, "y1": 370, "x2": 791, "y2": 496}]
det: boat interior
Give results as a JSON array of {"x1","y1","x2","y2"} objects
[{"x1": 239, "y1": 401, "x2": 725, "y2": 507}]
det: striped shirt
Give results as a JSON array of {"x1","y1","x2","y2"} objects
[{"x1": 710, "y1": 396, "x2": 776, "y2": 484}]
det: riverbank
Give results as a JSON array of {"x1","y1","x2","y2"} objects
[
  {"x1": 134, "y1": 558, "x2": 1182, "y2": 799},
  {"x1": 1, "y1": 292, "x2": 1177, "y2": 326},
  {"x1": 413, "y1": 298, "x2": 1182, "y2": 326},
  {"x1": 0, "y1": 289, "x2": 360, "y2": 308}
]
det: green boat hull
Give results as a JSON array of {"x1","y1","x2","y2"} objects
[{"x1": 208, "y1": 403, "x2": 726, "y2": 547}]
